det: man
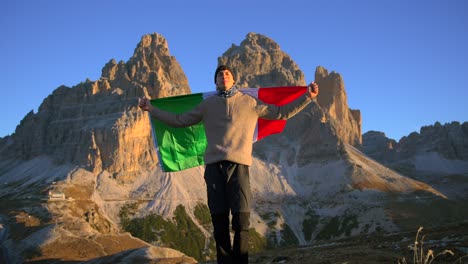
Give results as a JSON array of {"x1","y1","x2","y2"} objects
[{"x1": 139, "y1": 65, "x2": 319, "y2": 264}]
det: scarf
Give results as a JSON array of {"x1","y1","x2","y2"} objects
[{"x1": 217, "y1": 86, "x2": 238, "y2": 98}]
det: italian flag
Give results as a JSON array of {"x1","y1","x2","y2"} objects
[{"x1": 150, "y1": 86, "x2": 307, "y2": 172}]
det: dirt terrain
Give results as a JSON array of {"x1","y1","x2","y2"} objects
[
  {"x1": 202, "y1": 222, "x2": 468, "y2": 264},
  {"x1": 2, "y1": 197, "x2": 467, "y2": 263}
]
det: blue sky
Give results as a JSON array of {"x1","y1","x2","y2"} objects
[{"x1": 2, "y1": 0, "x2": 467, "y2": 141}]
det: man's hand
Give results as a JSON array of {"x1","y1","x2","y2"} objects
[
  {"x1": 307, "y1": 82, "x2": 319, "y2": 98},
  {"x1": 138, "y1": 97, "x2": 152, "y2": 111}
]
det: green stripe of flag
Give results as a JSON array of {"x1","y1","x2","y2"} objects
[{"x1": 150, "y1": 93, "x2": 207, "y2": 172}]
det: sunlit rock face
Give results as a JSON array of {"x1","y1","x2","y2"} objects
[{"x1": 0, "y1": 33, "x2": 191, "y2": 180}]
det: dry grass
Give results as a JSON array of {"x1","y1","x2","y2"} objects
[{"x1": 397, "y1": 226, "x2": 465, "y2": 264}]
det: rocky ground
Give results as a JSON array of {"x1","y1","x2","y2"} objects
[
  {"x1": 202, "y1": 222, "x2": 468, "y2": 264},
  {"x1": 2, "y1": 204, "x2": 467, "y2": 264}
]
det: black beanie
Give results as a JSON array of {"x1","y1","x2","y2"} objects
[{"x1": 214, "y1": 65, "x2": 236, "y2": 84}]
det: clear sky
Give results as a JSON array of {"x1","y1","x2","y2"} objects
[{"x1": 2, "y1": 0, "x2": 467, "y2": 141}]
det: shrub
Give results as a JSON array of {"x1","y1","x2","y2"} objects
[
  {"x1": 118, "y1": 202, "x2": 138, "y2": 229},
  {"x1": 279, "y1": 223, "x2": 299, "y2": 247},
  {"x1": 249, "y1": 228, "x2": 268, "y2": 253},
  {"x1": 120, "y1": 204, "x2": 206, "y2": 261},
  {"x1": 302, "y1": 209, "x2": 319, "y2": 241},
  {"x1": 194, "y1": 203, "x2": 212, "y2": 228},
  {"x1": 316, "y1": 214, "x2": 358, "y2": 240},
  {"x1": 260, "y1": 211, "x2": 279, "y2": 229}
]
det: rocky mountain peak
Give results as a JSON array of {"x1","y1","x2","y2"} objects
[
  {"x1": 241, "y1": 32, "x2": 281, "y2": 52},
  {"x1": 219, "y1": 32, "x2": 305, "y2": 88},
  {"x1": 361, "y1": 130, "x2": 398, "y2": 163},
  {"x1": 136, "y1": 33, "x2": 170, "y2": 53},
  {"x1": 0, "y1": 33, "x2": 192, "y2": 180},
  {"x1": 315, "y1": 66, "x2": 362, "y2": 145},
  {"x1": 101, "y1": 33, "x2": 190, "y2": 99}
]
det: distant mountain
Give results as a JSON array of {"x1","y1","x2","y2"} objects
[
  {"x1": 0, "y1": 33, "x2": 466, "y2": 263},
  {"x1": 363, "y1": 121, "x2": 468, "y2": 162},
  {"x1": 362, "y1": 121, "x2": 468, "y2": 200}
]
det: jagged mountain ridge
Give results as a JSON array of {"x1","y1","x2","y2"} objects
[
  {"x1": 363, "y1": 121, "x2": 468, "y2": 163},
  {"x1": 0, "y1": 32, "x2": 462, "y2": 263},
  {"x1": 0, "y1": 34, "x2": 189, "y2": 177},
  {"x1": 362, "y1": 121, "x2": 468, "y2": 200}
]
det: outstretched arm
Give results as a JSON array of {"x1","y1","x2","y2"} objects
[
  {"x1": 256, "y1": 82, "x2": 320, "y2": 120},
  {"x1": 138, "y1": 97, "x2": 202, "y2": 127}
]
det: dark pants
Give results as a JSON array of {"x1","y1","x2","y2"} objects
[{"x1": 204, "y1": 161, "x2": 251, "y2": 264}]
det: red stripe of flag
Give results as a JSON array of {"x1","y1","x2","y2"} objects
[{"x1": 257, "y1": 86, "x2": 307, "y2": 140}]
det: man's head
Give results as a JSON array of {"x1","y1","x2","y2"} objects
[{"x1": 214, "y1": 65, "x2": 236, "y2": 91}]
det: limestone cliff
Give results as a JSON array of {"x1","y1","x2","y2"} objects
[
  {"x1": 0, "y1": 33, "x2": 197, "y2": 263},
  {"x1": 315, "y1": 66, "x2": 362, "y2": 146},
  {"x1": 0, "y1": 34, "x2": 190, "y2": 181}
]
